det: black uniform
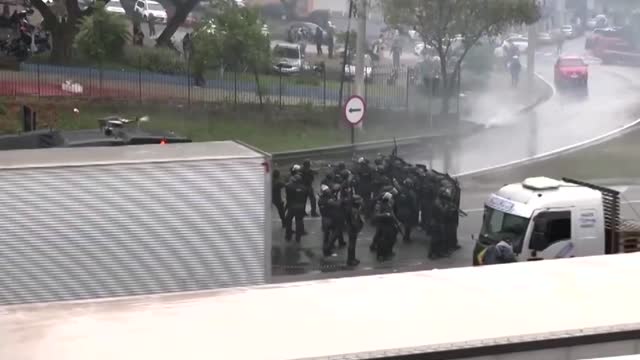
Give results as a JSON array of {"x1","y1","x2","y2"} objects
[
  {"x1": 328, "y1": 185, "x2": 346, "y2": 251},
  {"x1": 345, "y1": 195, "x2": 364, "y2": 266},
  {"x1": 318, "y1": 187, "x2": 334, "y2": 256},
  {"x1": 301, "y1": 160, "x2": 318, "y2": 217},
  {"x1": 429, "y1": 195, "x2": 447, "y2": 259},
  {"x1": 284, "y1": 176, "x2": 308, "y2": 243},
  {"x1": 354, "y1": 161, "x2": 374, "y2": 218},
  {"x1": 395, "y1": 183, "x2": 419, "y2": 243},
  {"x1": 373, "y1": 199, "x2": 397, "y2": 261},
  {"x1": 272, "y1": 170, "x2": 286, "y2": 227}
]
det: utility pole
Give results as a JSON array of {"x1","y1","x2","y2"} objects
[
  {"x1": 527, "y1": 22, "x2": 537, "y2": 88},
  {"x1": 555, "y1": 0, "x2": 566, "y2": 27},
  {"x1": 354, "y1": 0, "x2": 367, "y2": 130},
  {"x1": 354, "y1": 0, "x2": 367, "y2": 98}
]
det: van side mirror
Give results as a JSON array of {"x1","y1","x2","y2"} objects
[{"x1": 530, "y1": 232, "x2": 548, "y2": 251}]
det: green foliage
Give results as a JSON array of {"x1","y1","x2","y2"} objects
[
  {"x1": 123, "y1": 46, "x2": 187, "y2": 74},
  {"x1": 74, "y1": 1, "x2": 130, "y2": 63},
  {"x1": 383, "y1": 0, "x2": 540, "y2": 71},
  {"x1": 192, "y1": 0, "x2": 271, "y2": 74},
  {"x1": 383, "y1": 0, "x2": 540, "y2": 110}
]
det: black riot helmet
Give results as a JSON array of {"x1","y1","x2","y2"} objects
[{"x1": 303, "y1": 159, "x2": 311, "y2": 168}]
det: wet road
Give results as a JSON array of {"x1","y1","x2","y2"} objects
[
  {"x1": 406, "y1": 37, "x2": 640, "y2": 175},
  {"x1": 271, "y1": 36, "x2": 640, "y2": 280}
]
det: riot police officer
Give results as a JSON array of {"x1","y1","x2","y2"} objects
[
  {"x1": 284, "y1": 174, "x2": 307, "y2": 243},
  {"x1": 318, "y1": 184, "x2": 334, "y2": 256},
  {"x1": 301, "y1": 159, "x2": 319, "y2": 217},
  {"x1": 373, "y1": 192, "x2": 398, "y2": 262},
  {"x1": 345, "y1": 194, "x2": 364, "y2": 266},
  {"x1": 429, "y1": 189, "x2": 448, "y2": 259},
  {"x1": 329, "y1": 183, "x2": 346, "y2": 251},
  {"x1": 272, "y1": 169, "x2": 286, "y2": 228},
  {"x1": 395, "y1": 178, "x2": 419, "y2": 243}
]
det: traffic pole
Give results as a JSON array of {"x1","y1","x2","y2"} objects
[
  {"x1": 354, "y1": 0, "x2": 367, "y2": 131},
  {"x1": 527, "y1": 22, "x2": 537, "y2": 88}
]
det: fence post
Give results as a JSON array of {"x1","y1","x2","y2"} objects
[
  {"x1": 138, "y1": 54, "x2": 142, "y2": 104},
  {"x1": 323, "y1": 67, "x2": 326, "y2": 107},
  {"x1": 234, "y1": 70, "x2": 238, "y2": 108},
  {"x1": 99, "y1": 62, "x2": 103, "y2": 98},
  {"x1": 187, "y1": 57, "x2": 191, "y2": 107},
  {"x1": 37, "y1": 62, "x2": 41, "y2": 100},
  {"x1": 405, "y1": 67, "x2": 410, "y2": 111},
  {"x1": 278, "y1": 71, "x2": 283, "y2": 109}
]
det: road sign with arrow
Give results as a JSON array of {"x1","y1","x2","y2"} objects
[{"x1": 344, "y1": 95, "x2": 366, "y2": 126}]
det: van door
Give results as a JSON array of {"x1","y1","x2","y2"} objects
[
  {"x1": 527, "y1": 209, "x2": 575, "y2": 260},
  {"x1": 573, "y1": 208, "x2": 603, "y2": 256}
]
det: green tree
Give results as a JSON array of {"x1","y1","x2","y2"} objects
[
  {"x1": 74, "y1": 2, "x2": 130, "y2": 63},
  {"x1": 192, "y1": 1, "x2": 271, "y2": 106},
  {"x1": 383, "y1": 0, "x2": 540, "y2": 115}
]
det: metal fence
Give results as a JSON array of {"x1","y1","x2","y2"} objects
[{"x1": 0, "y1": 62, "x2": 433, "y2": 111}]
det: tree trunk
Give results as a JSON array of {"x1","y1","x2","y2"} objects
[
  {"x1": 49, "y1": 22, "x2": 77, "y2": 64},
  {"x1": 156, "y1": 0, "x2": 199, "y2": 47},
  {"x1": 439, "y1": 59, "x2": 450, "y2": 116}
]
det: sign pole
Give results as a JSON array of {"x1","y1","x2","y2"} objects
[{"x1": 343, "y1": 95, "x2": 366, "y2": 146}]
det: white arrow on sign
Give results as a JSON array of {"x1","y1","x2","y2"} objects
[{"x1": 344, "y1": 95, "x2": 366, "y2": 126}]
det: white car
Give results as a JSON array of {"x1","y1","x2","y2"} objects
[
  {"x1": 134, "y1": 0, "x2": 168, "y2": 23},
  {"x1": 502, "y1": 36, "x2": 528, "y2": 53},
  {"x1": 105, "y1": 0, "x2": 126, "y2": 15}
]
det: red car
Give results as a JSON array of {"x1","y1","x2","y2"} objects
[{"x1": 554, "y1": 56, "x2": 588, "y2": 89}]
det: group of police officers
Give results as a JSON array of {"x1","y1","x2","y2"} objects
[{"x1": 272, "y1": 153, "x2": 464, "y2": 267}]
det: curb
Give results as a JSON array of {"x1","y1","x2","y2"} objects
[{"x1": 456, "y1": 117, "x2": 640, "y2": 180}]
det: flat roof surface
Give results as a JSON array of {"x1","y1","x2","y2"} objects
[
  {"x1": 2, "y1": 254, "x2": 640, "y2": 360},
  {"x1": 0, "y1": 141, "x2": 263, "y2": 169}
]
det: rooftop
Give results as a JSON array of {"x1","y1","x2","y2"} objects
[{"x1": 2, "y1": 253, "x2": 640, "y2": 360}]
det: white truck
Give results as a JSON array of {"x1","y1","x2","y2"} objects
[
  {"x1": 473, "y1": 176, "x2": 640, "y2": 265},
  {"x1": 0, "y1": 141, "x2": 272, "y2": 306}
]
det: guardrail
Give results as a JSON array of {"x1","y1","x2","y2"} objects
[{"x1": 271, "y1": 131, "x2": 453, "y2": 168}]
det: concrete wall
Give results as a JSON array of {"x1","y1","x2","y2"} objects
[{"x1": 457, "y1": 340, "x2": 640, "y2": 360}]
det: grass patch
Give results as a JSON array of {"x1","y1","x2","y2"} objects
[
  {"x1": 0, "y1": 100, "x2": 443, "y2": 153},
  {"x1": 467, "y1": 127, "x2": 640, "y2": 184}
]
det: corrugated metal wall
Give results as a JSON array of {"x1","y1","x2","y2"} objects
[{"x1": 0, "y1": 158, "x2": 267, "y2": 305}]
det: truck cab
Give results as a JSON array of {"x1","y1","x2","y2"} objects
[{"x1": 473, "y1": 177, "x2": 618, "y2": 265}]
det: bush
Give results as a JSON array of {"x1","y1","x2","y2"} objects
[
  {"x1": 122, "y1": 46, "x2": 187, "y2": 75},
  {"x1": 74, "y1": 2, "x2": 130, "y2": 63}
]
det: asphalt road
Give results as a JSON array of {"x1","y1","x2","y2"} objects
[
  {"x1": 272, "y1": 181, "x2": 640, "y2": 281},
  {"x1": 405, "y1": 37, "x2": 640, "y2": 175},
  {"x1": 271, "y1": 36, "x2": 640, "y2": 280}
]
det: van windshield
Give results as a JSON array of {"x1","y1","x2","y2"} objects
[
  {"x1": 480, "y1": 206, "x2": 529, "y2": 253},
  {"x1": 274, "y1": 46, "x2": 299, "y2": 59}
]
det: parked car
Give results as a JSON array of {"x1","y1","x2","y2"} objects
[
  {"x1": 134, "y1": 0, "x2": 168, "y2": 23},
  {"x1": 105, "y1": 0, "x2": 126, "y2": 16},
  {"x1": 561, "y1": 25, "x2": 578, "y2": 39},
  {"x1": 538, "y1": 32, "x2": 553, "y2": 45},
  {"x1": 585, "y1": 27, "x2": 623, "y2": 50},
  {"x1": 272, "y1": 42, "x2": 307, "y2": 75}
]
